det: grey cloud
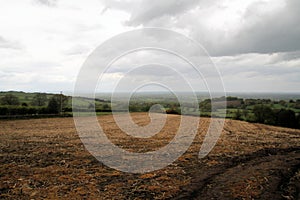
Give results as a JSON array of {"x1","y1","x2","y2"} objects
[
  {"x1": 278, "y1": 51, "x2": 300, "y2": 62},
  {"x1": 103, "y1": 0, "x2": 300, "y2": 56},
  {"x1": 221, "y1": 0, "x2": 300, "y2": 55},
  {"x1": 0, "y1": 36, "x2": 22, "y2": 50},
  {"x1": 182, "y1": 0, "x2": 300, "y2": 56},
  {"x1": 64, "y1": 45, "x2": 91, "y2": 56},
  {"x1": 34, "y1": 0, "x2": 57, "y2": 7},
  {"x1": 100, "y1": 0, "x2": 202, "y2": 26},
  {"x1": 100, "y1": 0, "x2": 135, "y2": 12},
  {"x1": 124, "y1": 0, "x2": 199, "y2": 26},
  {"x1": 215, "y1": 52, "x2": 300, "y2": 78},
  {"x1": 260, "y1": 51, "x2": 300, "y2": 65}
]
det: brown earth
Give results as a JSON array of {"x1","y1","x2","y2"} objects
[{"x1": 0, "y1": 113, "x2": 300, "y2": 199}]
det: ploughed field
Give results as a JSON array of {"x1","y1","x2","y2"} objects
[{"x1": 1, "y1": 113, "x2": 300, "y2": 199}]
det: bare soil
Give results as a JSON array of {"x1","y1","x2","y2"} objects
[{"x1": 0, "y1": 113, "x2": 300, "y2": 199}]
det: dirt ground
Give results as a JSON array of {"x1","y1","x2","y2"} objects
[{"x1": 0, "y1": 113, "x2": 300, "y2": 199}]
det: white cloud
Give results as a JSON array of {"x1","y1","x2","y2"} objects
[
  {"x1": 214, "y1": 52, "x2": 300, "y2": 92},
  {"x1": 0, "y1": 0, "x2": 299, "y2": 93},
  {"x1": 0, "y1": 0, "x2": 131, "y2": 92}
]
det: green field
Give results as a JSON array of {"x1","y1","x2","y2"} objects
[{"x1": 0, "y1": 91, "x2": 299, "y2": 129}]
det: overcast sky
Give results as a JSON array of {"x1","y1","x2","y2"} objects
[{"x1": 0, "y1": 0, "x2": 299, "y2": 93}]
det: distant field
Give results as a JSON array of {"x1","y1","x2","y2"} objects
[
  {"x1": 1, "y1": 91, "x2": 299, "y2": 129},
  {"x1": 1, "y1": 113, "x2": 300, "y2": 199},
  {"x1": 0, "y1": 91, "x2": 55, "y2": 105},
  {"x1": 0, "y1": 91, "x2": 110, "y2": 111}
]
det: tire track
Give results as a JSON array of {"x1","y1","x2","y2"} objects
[{"x1": 175, "y1": 147, "x2": 300, "y2": 200}]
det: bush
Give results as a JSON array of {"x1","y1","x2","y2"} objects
[
  {"x1": 166, "y1": 108, "x2": 181, "y2": 115},
  {"x1": 253, "y1": 105, "x2": 275, "y2": 125},
  {"x1": 0, "y1": 106, "x2": 47, "y2": 115},
  {"x1": 233, "y1": 109, "x2": 242, "y2": 120},
  {"x1": 276, "y1": 109, "x2": 297, "y2": 128},
  {"x1": 31, "y1": 93, "x2": 47, "y2": 106},
  {"x1": 47, "y1": 97, "x2": 60, "y2": 114},
  {"x1": 0, "y1": 94, "x2": 19, "y2": 105},
  {"x1": 0, "y1": 107, "x2": 8, "y2": 115}
]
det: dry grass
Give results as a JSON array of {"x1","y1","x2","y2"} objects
[{"x1": 1, "y1": 113, "x2": 300, "y2": 199}]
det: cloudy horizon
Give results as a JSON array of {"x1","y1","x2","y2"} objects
[{"x1": 1, "y1": 0, "x2": 300, "y2": 93}]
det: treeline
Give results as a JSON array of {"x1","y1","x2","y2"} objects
[
  {"x1": 1, "y1": 92, "x2": 300, "y2": 129},
  {"x1": 128, "y1": 101, "x2": 181, "y2": 114},
  {"x1": 252, "y1": 105, "x2": 300, "y2": 128},
  {"x1": 0, "y1": 93, "x2": 70, "y2": 115},
  {"x1": 209, "y1": 97, "x2": 300, "y2": 129},
  {"x1": 0, "y1": 106, "x2": 51, "y2": 115},
  {"x1": 126, "y1": 97, "x2": 300, "y2": 129},
  {"x1": 0, "y1": 93, "x2": 112, "y2": 116}
]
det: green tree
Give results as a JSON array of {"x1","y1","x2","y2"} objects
[
  {"x1": 296, "y1": 114, "x2": 300, "y2": 129},
  {"x1": 276, "y1": 109, "x2": 297, "y2": 128},
  {"x1": 233, "y1": 109, "x2": 242, "y2": 120},
  {"x1": 47, "y1": 97, "x2": 59, "y2": 113},
  {"x1": 242, "y1": 109, "x2": 249, "y2": 119},
  {"x1": 129, "y1": 104, "x2": 139, "y2": 112},
  {"x1": 31, "y1": 93, "x2": 47, "y2": 106},
  {"x1": 0, "y1": 94, "x2": 20, "y2": 105},
  {"x1": 199, "y1": 100, "x2": 212, "y2": 112},
  {"x1": 102, "y1": 103, "x2": 111, "y2": 111},
  {"x1": 47, "y1": 94, "x2": 68, "y2": 114},
  {"x1": 253, "y1": 105, "x2": 275, "y2": 124}
]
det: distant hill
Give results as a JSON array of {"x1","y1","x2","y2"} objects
[
  {"x1": 0, "y1": 91, "x2": 62, "y2": 105},
  {"x1": 0, "y1": 91, "x2": 110, "y2": 105}
]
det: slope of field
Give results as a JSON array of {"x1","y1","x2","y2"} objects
[{"x1": 0, "y1": 113, "x2": 300, "y2": 199}]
